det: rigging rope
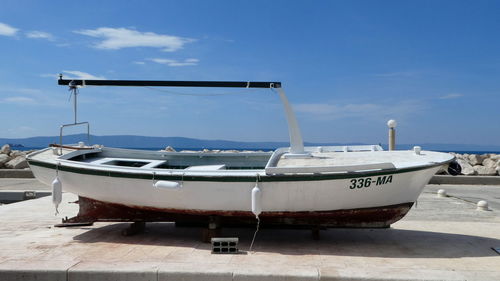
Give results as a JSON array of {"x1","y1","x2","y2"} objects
[
  {"x1": 249, "y1": 216, "x2": 260, "y2": 253},
  {"x1": 142, "y1": 86, "x2": 262, "y2": 96}
]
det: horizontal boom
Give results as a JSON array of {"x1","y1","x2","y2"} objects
[{"x1": 58, "y1": 79, "x2": 281, "y2": 89}]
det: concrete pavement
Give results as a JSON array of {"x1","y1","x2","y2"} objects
[
  {"x1": 0, "y1": 178, "x2": 50, "y2": 204},
  {"x1": 0, "y1": 184, "x2": 499, "y2": 280},
  {"x1": 0, "y1": 178, "x2": 49, "y2": 191},
  {"x1": 426, "y1": 184, "x2": 500, "y2": 211}
]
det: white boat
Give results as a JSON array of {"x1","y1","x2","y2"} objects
[{"x1": 27, "y1": 78, "x2": 456, "y2": 228}]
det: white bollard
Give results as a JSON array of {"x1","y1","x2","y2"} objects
[
  {"x1": 387, "y1": 119, "x2": 397, "y2": 151},
  {"x1": 477, "y1": 200, "x2": 489, "y2": 211},
  {"x1": 413, "y1": 146, "x2": 422, "y2": 155},
  {"x1": 437, "y1": 189, "x2": 447, "y2": 197}
]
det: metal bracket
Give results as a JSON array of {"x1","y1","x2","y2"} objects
[{"x1": 59, "y1": 122, "x2": 90, "y2": 155}]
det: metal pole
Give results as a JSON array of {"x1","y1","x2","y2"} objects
[
  {"x1": 389, "y1": 128, "x2": 395, "y2": 151},
  {"x1": 276, "y1": 88, "x2": 308, "y2": 156},
  {"x1": 74, "y1": 88, "x2": 78, "y2": 124},
  {"x1": 387, "y1": 119, "x2": 397, "y2": 151}
]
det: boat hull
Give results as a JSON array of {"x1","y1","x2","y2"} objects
[
  {"x1": 66, "y1": 196, "x2": 413, "y2": 228},
  {"x1": 29, "y1": 160, "x2": 440, "y2": 227}
]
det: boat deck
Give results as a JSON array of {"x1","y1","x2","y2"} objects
[
  {"x1": 28, "y1": 145, "x2": 455, "y2": 176},
  {"x1": 277, "y1": 150, "x2": 453, "y2": 169}
]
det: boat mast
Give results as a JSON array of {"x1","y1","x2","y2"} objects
[{"x1": 58, "y1": 77, "x2": 308, "y2": 156}]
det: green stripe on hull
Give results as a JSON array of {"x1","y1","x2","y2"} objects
[{"x1": 27, "y1": 159, "x2": 444, "y2": 182}]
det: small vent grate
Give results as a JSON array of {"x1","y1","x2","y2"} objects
[{"x1": 211, "y1": 237, "x2": 238, "y2": 254}]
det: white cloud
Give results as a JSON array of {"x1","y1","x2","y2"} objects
[
  {"x1": 0, "y1": 22, "x2": 18, "y2": 36},
  {"x1": 74, "y1": 27, "x2": 194, "y2": 52},
  {"x1": 40, "y1": 73, "x2": 60, "y2": 78},
  {"x1": 26, "y1": 31, "x2": 54, "y2": 40},
  {"x1": 295, "y1": 100, "x2": 424, "y2": 120},
  {"x1": 0, "y1": 87, "x2": 42, "y2": 95},
  {"x1": 133, "y1": 61, "x2": 145, "y2": 65},
  {"x1": 6, "y1": 126, "x2": 36, "y2": 135},
  {"x1": 61, "y1": 70, "x2": 105, "y2": 80},
  {"x1": 149, "y1": 58, "x2": 199, "y2": 67},
  {"x1": 373, "y1": 71, "x2": 417, "y2": 78},
  {"x1": 41, "y1": 71, "x2": 105, "y2": 79},
  {"x1": 1, "y1": 97, "x2": 36, "y2": 104},
  {"x1": 439, "y1": 93, "x2": 463, "y2": 99}
]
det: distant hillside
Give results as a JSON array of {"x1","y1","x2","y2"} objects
[
  {"x1": 1, "y1": 134, "x2": 499, "y2": 152},
  {"x1": 0, "y1": 134, "x2": 348, "y2": 149}
]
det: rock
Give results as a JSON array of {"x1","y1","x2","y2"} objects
[
  {"x1": 468, "y1": 154, "x2": 485, "y2": 165},
  {"x1": 490, "y1": 154, "x2": 500, "y2": 161},
  {"x1": 457, "y1": 159, "x2": 476, "y2": 175},
  {"x1": 473, "y1": 165, "x2": 497, "y2": 176},
  {"x1": 436, "y1": 166, "x2": 447, "y2": 175},
  {"x1": 497, "y1": 166, "x2": 500, "y2": 176},
  {"x1": 164, "y1": 146, "x2": 176, "y2": 152},
  {"x1": 0, "y1": 154, "x2": 10, "y2": 168},
  {"x1": 5, "y1": 156, "x2": 29, "y2": 169},
  {"x1": 8, "y1": 150, "x2": 26, "y2": 158},
  {"x1": 1, "y1": 144, "x2": 11, "y2": 155},
  {"x1": 482, "y1": 158, "x2": 498, "y2": 169}
]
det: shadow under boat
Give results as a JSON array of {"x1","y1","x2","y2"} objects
[{"x1": 70, "y1": 222, "x2": 500, "y2": 259}]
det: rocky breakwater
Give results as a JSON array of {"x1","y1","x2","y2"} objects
[
  {"x1": 0, "y1": 144, "x2": 34, "y2": 169},
  {"x1": 449, "y1": 152, "x2": 500, "y2": 176}
]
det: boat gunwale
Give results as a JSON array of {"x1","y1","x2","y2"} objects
[{"x1": 27, "y1": 156, "x2": 453, "y2": 182}]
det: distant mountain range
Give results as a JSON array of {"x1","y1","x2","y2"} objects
[{"x1": 1, "y1": 134, "x2": 499, "y2": 152}]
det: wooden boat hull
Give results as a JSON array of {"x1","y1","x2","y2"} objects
[{"x1": 65, "y1": 196, "x2": 413, "y2": 228}]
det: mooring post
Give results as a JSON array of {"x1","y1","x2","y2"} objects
[{"x1": 387, "y1": 119, "x2": 397, "y2": 151}]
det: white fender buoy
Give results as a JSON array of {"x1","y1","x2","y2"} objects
[
  {"x1": 52, "y1": 177, "x2": 62, "y2": 214},
  {"x1": 477, "y1": 200, "x2": 489, "y2": 211},
  {"x1": 154, "y1": 180, "x2": 181, "y2": 190},
  {"x1": 251, "y1": 185, "x2": 262, "y2": 218}
]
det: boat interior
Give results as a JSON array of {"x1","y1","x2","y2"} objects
[
  {"x1": 43, "y1": 146, "x2": 274, "y2": 171},
  {"x1": 28, "y1": 144, "x2": 419, "y2": 175}
]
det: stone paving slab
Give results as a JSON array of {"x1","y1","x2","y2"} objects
[
  {"x1": 0, "y1": 186, "x2": 499, "y2": 280},
  {"x1": 0, "y1": 178, "x2": 49, "y2": 191},
  {"x1": 430, "y1": 175, "x2": 500, "y2": 186},
  {"x1": 0, "y1": 169, "x2": 34, "y2": 178}
]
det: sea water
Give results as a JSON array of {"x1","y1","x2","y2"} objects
[{"x1": 13, "y1": 146, "x2": 500, "y2": 155}]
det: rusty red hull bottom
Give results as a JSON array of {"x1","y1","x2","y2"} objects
[{"x1": 63, "y1": 196, "x2": 414, "y2": 228}]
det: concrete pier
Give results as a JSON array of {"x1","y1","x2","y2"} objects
[{"x1": 0, "y1": 183, "x2": 499, "y2": 280}]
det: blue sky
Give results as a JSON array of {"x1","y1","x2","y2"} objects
[{"x1": 1, "y1": 0, "x2": 499, "y2": 146}]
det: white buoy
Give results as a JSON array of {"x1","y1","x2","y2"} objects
[
  {"x1": 413, "y1": 146, "x2": 422, "y2": 155},
  {"x1": 154, "y1": 180, "x2": 181, "y2": 190},
  {"x1": 251, "y1": 185, "x2": 262, "y2": 218},
  {"x1": 437, "y1": 189, "x2": 447, "y2": 197},
  {"x1": 477, "y1": 200, "x2": 489, "y2": 211},
  {"x1": 52, "y1": 177, "x2": 62, "y2": 214}
]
